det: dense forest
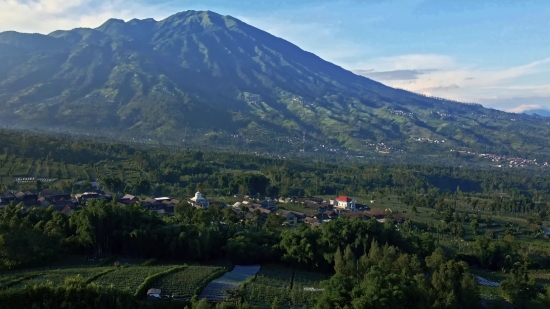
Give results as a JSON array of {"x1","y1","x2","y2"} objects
[{"x1": 1, "y1": 128, "x2": 550, "y2": 308}]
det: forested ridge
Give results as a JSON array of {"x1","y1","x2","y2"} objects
[{"x1": 1, "y1": 128, "x2": 550, "y2": 308}]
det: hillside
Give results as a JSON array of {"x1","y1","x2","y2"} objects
[{"x1": 0, "y1": 10, "x2": 549, "y2": 159}]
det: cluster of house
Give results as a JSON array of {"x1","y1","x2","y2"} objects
[
  {"x1": 0, "y1": 189, "x2": 407, "y2": 226},
  {"x1": 414, "y1": 137, "x2": 446, "y2": 144},
  {"x1": 389, "y1": 109, "x2": 414, "y2": 118},
  {"x1": 74, "y1": 191, "x2": 212, "y2": 215},
  {"x1": 450, "y1": 150, "x2": 546, "y2": 168},
  {"x1": 229, "y1": 195, "x2": 406, "y2": 227},
  {"x1": 365, "y1": 142, "x2": 404, "y2": 153},
  {"x1": 0, "y1": 190, "x2": 76, "y2": 215}
]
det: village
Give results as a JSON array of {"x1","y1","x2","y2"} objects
[
  {"x1": 0, "y1": 189, "x2": 407, "y2": 227},
  {"x1": 450, "y1": 150, "x2": 547, "y2": 167}
]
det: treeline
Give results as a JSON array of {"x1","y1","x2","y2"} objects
[
  {"x1": 3, "y1": 128, "x2": 550, "y2": 218},
  {"x1": 2, "y1": 197, "x2": 550, "y2": 308},
  {"x1": 2, "y1": 197, "x2": 545, "y2": 273}
]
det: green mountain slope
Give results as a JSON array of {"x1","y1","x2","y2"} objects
[{"x1": 0, "y1": 10, "x2": 548, "y2": 159}]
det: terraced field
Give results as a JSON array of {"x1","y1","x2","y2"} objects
[
  {"x1": 152, "y1": 266, "x2": 222, "y2": 298},
  {"x1": 95, "y1": 266, "x2": 173, "y2": 293}
]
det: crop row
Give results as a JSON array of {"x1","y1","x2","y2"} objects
[
  {"x1": 5, "y1": 267, "x2": 109, "y2": 290},
  {"x1": 152, "y1": 266, "x2": 222, "y2": 298},
  {"x1": 94, "y1": 266, "x2": 173, "y2": 293},
  {"x1": 245, "y1": 266, "x2": 327, "y2": 308}
]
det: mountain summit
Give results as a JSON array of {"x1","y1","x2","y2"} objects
[{"x1": 0, "y1": 11, "x2": 548, "y2": 158}]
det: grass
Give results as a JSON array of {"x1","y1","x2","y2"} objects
[{"x1": 152, "y1": 266, "x2": 222, "y2": 298}]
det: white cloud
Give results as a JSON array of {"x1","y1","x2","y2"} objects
[
  {"x1": 356, "y1": 54, "x2": 457, "y2": 71},
  {"x1": 506, "y1": 104, "x2": 548, "y2": 113},
  {"x1": 0, "y1": 0, "x2": 173, "y2": 33},
  {"x1": 355, "y1": 54, "x2": 550, "y2": 108}
]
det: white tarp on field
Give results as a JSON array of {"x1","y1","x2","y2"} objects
[
  {"x1": 199, "y1": 265, "x2": 261, "y2": 301},
  {"x1": 474, "y1": 275, "x2": 500, "y2": 287}
]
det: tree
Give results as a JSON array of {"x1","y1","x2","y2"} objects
[
  {"x1": 471, "y1": 219, "x2": 479, "y2": 236},
  {"x1": 271, "y1": 297, "x2": 281, "y2": 309},
  {"x1": 430, "y1": 260, "x2": 481, "y2": 309},
  {"x1": 264, "y1": 213, "x2": 284, "y2": 232},
  {"x1": 315, "y1": 274, "x2": 354, "y2": 309},
  {"x1": 500, "y1": 264, "x2": 543, "y2": 308},
  {"x1": 194, "y1": 298, "x2": 212, "y2": 309}
]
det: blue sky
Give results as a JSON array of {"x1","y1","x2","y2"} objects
[{"x1": 1, "y1": 0, "x2": 549, "y2": 112}]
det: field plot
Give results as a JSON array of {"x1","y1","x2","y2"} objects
[
  {"x1": 75, "y1": 165, "x2": 90, "y2": 181},
  {"x1": 0, "y1": 272, "x2": 36, "y2": 288},
  {"x1": 245, "y1": 265, "x2": 294, "y2": 308},
  {"x1": 11, "y1": 157, "x2": 26, "y2": 175},
  {"x1": 200, "y1": 265, "x2": 260, "y2": 302},
  {"x1": 9, "y1": 268, "x2": 108, "y2": 290},
  {"x1": 474, "y1": 275, "x2": 499, "y2": 287},
  {"x1": 152, "y1": 266, "x2": 222, "y2": 298},
  {"x1": 290, "y1": 270, "x2": 327, "y2": 308},
  {"x1": 242, "y1": 266, "x2": 328, "y2": 308},
  {"x1": 94, "y1": 266, "x2": 172, "y2": 293},
  {"x1": 66, "y1": 164, "x2": 79, "y2": 179}
]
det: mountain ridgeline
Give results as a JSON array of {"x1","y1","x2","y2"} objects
[{"x1": 0, "y1": 10, "x2": 548, "y2": 159}]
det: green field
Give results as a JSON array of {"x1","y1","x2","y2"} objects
[
  {"x1": 95, "y1": 266, "x2": 173, "y2": 293},
  {"x1": 152, "y1": 266, "x2": 222, "y2": 298},
  {"x1": 245, "y1": 265, "x2": 327, "y2": 308},
  {"x1": 8, "y1": 267, "x2": 110, "y2": 290},
  {"x1": 0, "y1": 154, "x2": 147, "y2": 183}
]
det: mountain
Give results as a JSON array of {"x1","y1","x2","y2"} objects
[
  {"x1": 0, "y1": 10, "x2": 549, "y2": 159},
  {"x1": 524, "y1": 109, "x2": 550, "y2": 117}
]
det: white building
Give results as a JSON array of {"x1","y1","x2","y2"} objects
[
  {"x1": 334, "y1": 196, "x2": 356, "y2": 211},
  {"x1": 190, "y1": 192, "x2": 209, "y2": 209}
]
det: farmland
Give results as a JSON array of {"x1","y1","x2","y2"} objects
[
  {"x1": 244, "y1": 265, "x2": 327, "y2": 308},
  {"x1": 8, "y1": 267, "x2": 110, "y2": 290},
  {"x1": 94, "y1": 266, "x2": 174, "y2": 293},
  {"x1": 0, "y1": 154, "x2": 145, "y2": 184},
  {"x1": 152, "y1": 266, "x2": 222, "y2": 298}
]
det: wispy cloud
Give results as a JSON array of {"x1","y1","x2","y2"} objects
[
  {"x1": 354, "y1": 69, "x2": 437, "y2": 81},
  {"x1": 354, "y1": 54, "x2": 550, "y2": 108},
  {"x1": 506, "y1": 104, "x2": 548, "y2": 113},
  {"x1": 237, "y1": 15, "x2": 373, "y2": 64}
]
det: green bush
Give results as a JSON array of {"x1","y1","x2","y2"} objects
[
  {"x1": 141, "y1": 259, "x2": 158, "y2": 266},
  {"x1": 99, "y1": 256, "x2": 116, "y2": 267}
]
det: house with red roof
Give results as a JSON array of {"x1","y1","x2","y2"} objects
[{"x1": 334, "y1": 196, "x2": 357, "y2": 211}]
